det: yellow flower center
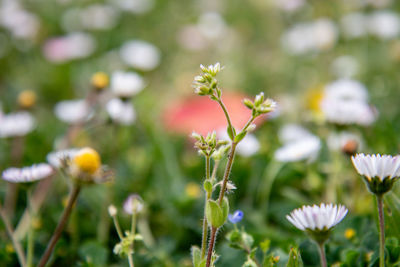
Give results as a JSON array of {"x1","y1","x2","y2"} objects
[
  {"x1": 185, "y1": 182, "x2": 201, "y2": 198},
  {"x1": 91, "y1": 72, "x2": 109, "y2": 90},
  {"x1": 306, "y1": 87, "x2": 325, "y2": 113},
  {"x1": 344, "y1": 228, "x2": 356, "y2": 240},
  {"x1": 18, "y1": 90, "x2": 36, "y2": 108},
  {"x1": 73, "y1": 147, "x2": 101, "y2": 174}
]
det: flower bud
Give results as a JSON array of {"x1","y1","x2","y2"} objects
[
  {"x1": 91, "y1": 72, "x2": 109, "y2": 90},
  {"x1": 108, "y1": 205, "x2": 117, "y2": 217},
  {"x1": 18, "y1": 90, "x2": 37, "y2": 109}
]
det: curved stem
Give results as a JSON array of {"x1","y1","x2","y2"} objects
[
  {"x1": 217, "y1": 99, "x2": 235, "y2": 138},
  {"x1": 317, "y1": 242, "x2": 327, "y2": 267},
  {"x1": 37, "y1": 185, "x2": 81, "y2": 267},
  {"x1": 201, "y1": 156, "x2": 211, "y2": 258},
  {"x1": 0, "y1": 203, "x2": 26, "y2": 267},
  {"x1": 377, "y1": 195, "x2": 385, "y2": 267}
]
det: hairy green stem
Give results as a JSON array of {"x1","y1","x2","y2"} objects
[
  {"x1": 206, "y1": 143, "x2": 238, "y2": 267},
  {"x1": 217, "y1": 99, "x2": 235, "y2": 138},
  {"x1": 0, "y1": 202, "x2": 26, "y2": 267},
  {"x1": 37, "y1": 185, "x2": 81, "y2": 267},
  {"x1": 112, "y1": 215, "x2": 124, "y2": 240},
  {"x1": 128, "y1": 213, "x2": 137, "y2": 267},
  {"x1": 317, "y1": 243, "x2": 327, "y2": 267},
  {"x1": 201, "y1": 156, "x2": 211, "y2": 259},
  {"x1": 377, "y1": 195, "x2": 385, "y2": 267}
]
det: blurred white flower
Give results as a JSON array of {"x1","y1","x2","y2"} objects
[
  {"x1": 282, "y1": 18, "x2": 338, "y2": 55},
  {"x1": 2, "y1": 163, "x2": 53, "y2": 183},
  {"x1": 0, "y1": 0, "x2": 40, "y2": 40},
  {"x1": 63, "y1": 5, "x2": 118, "y2": 31},
  {"x1": 368, "y1": 11, "x2": 400, "y2": 39},
  {"x1": 327, "y1": 131, "x2": 362, "y2": 152},
  {"x1": 123, "y1": 194, "x2": 144, "y2": 214},
  {"x1": 111, "y1": 0, "x2": 154, "y2": 14},
  {"x1": 120, "y1": 40, "x2": 161, "y2": 71},
  {"x1": 54, "y1": 99, "x2": 90, "y2": 124},
  {"x1": 43, "y1": 32, "x2": 96, "y2": 63},
  {"x1": 320, "y1": 79, "x2": 377, "y2": 126},
  {"x1": 198, "y1": 12, "x2": 227, "y2": 40},
  {"x1": 351, "y1": 154, "x2": 400, "y2": 181},
  {"x1": 272, "y1": 0, "x2": 305, "y2": 12},
  {"x1": 0, "y1": 111, "x2": 35, "y2": 138},
  {"x1": 106, "y1": 98, "x2": 136, "y2": 125},
  {"x1": 278, "y1": 124, "x2": 315, "y2": 143},
  {"x1": 331, "y1": 56, "x2": 359, "y2": 78},
  {"x1": 275, "y1": 136, "x2": 321, "y2": 162},
  {"x1": 275, "y1": 124, "x2": 321, "y2": 162},
  {"x1": 286, "y1": 203, "x2": 348, "y2": 231},
  {"x1": 218, "y1": 130, "x2": 260, "y2": 157},
  {"x1": 111, "y1": 71, "x2": 145, "y2": 98},
  {"x1": 341, "y1": 13, "x2": 368, "y2": 39},
  {"x1": 324, "y1": 79, "x2": 368, "y2": 102},
  {"x1": 47, "y1": 148, "x2": 80, "y2": 168}
]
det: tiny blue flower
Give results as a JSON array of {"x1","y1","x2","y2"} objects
[{"x1": 228, "y1": 210, "x2": 244, "y2": 224}]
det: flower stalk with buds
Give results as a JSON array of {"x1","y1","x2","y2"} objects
[{"x1": 191, "y1": 63, "x2": 276, "y2": 267}]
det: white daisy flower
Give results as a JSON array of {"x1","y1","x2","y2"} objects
[
  {"x1": 352, "y1": 153, "x2": 400, "y2": 195},
  {"x1": 286, "y1": 203, "x2": 348, "y2": 232},
  {"x1": 120, "y1": 40, "x2": 161, "y2": 71},
  {"x1": 54, "y1": 99, "x2": 90, "y2": 124},
  {"x1": 111, "y1": 71, "x2": 145, "y2": 98},
  {"x1": 324, "y1": 79, "x2": 368, "y2": 102},
  {"x1": 123, "y1": 194, "x2": 144, "y2": 214},
  {"x1": 46, "y1": 148, "x2": 80, "y2": 168},
  {"x1": 198, "y1": 12, "x2": 227, "y2": 40},
  {"x1": 2, "y1": 163, "x2": 53, "y2": 183},
  {"x1": 351, "y1": 154, "x2": 400, "y2": 181},
  {"x1": 106, "y1": 98, "x2": 136, "y2": 125},
  {"x1": 275, "y1": 136, "x2": 321, "y2": 162},
  {"x1": 278, "y1": 124, "x2": 315, "y2": 144},
  {"x1": 321, "y1": 99, "x2": 376, "y2": 126},
  {"x1": 0, "y1": 111, "x2": 35, "y2": 138}
]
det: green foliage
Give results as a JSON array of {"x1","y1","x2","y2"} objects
[{"x1": 286, "y1": 247, "x2": 303, "y2": 267}]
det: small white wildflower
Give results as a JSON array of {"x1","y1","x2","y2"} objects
[
  {"x1": 111, "y1": 71, "x2": 145, "y2": 98},
  {"x1": 120, "y1": 40, "x2": 161, "y2": 71},
  {"x1": 0, "y1": 111, "x2": 35, "y2": 138},
  {"x1": 123, "y1": 194, "x2": 144, "y2": 214},
  {"x1": 54, "y1": 99, "x2": 90, "y2": 124},
  {"x1": 46, "y1": 148, "x2": 80, "y2": 168}
]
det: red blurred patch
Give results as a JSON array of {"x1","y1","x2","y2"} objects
[{"x1": 162, "y1": 92, "x2": 265, "y2": 136}]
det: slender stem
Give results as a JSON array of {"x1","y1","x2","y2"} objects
[
  {"x1": 0, "y1": 203, "x2": 27, "y2": 267},
  {"x1": 217, "y1": 99, "x2": 235, "y2": 138},
  {"x1": 112, "y1": 215, "x2": 124, "y2": 240},
  {"x1": 37, "y1": 185, "x2": 81, "y2": 267},
  {"x1": 201, "y1": 156, "x2": 211, "y2": 258},
  {"x1": 128, "y1": 254, "x2": 134, "y2": 267},
  {"x1": 377, "y1": 195, "x2": 385, "y2": 267},
  {"x1": 26, "y1": 189, "x2": 34, "y2": 267},
  {"x1": 210, "y1": 160, "x2": 220, "y2": 183},
  {"x1": 317, "y1": 243, "x2": 327, "y2": 267},
  {"x1": 206, "y1": 227, "x2": 217, "y2": 267}
]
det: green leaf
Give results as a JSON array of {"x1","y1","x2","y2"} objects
[
  {"x1": 260, "y1": 239, "x2": 271, "y2": 254},
  {"x1": 191, "y1": 246, "x2": 206, "y2": 267},
  {"x1": 78, "y1": 241, "x2": 108, "y2": 267},
  {"x1": 286, "y1": 247, "x2": 303, "y2": 267},
  {"x1": 221, "y1": 197, "x2": 229, "y2": 224},
  {"x1": 206, "y1": 200, "x2": 225, "y2": 228},
  {"x1": 234, "y1": 130, "x2": 247, "y2": 143}
]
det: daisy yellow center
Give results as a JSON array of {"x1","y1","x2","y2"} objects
[
  {"x1": 306, "y1": 87, "x2": 324, "y2": 113},
  {"x1": 18, "y1": 90, "x2": 37, "y2": 108},
  {"x1": 73, "y1": 148, "x2": 101, "y2": 174},
  {"x1": 91, "y1": 72, "x2": 109, "y2": 89}
]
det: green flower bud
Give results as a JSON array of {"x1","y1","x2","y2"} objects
[
  {"x1": 254, "y1": 92, "x2": 264, "y2": 107},
  {"x1": 243, "y1": 99, "x2": 254, "y2": 109},
  {"x1": 206, "y1": 198, "x2": 229, "y2": 228},
  {"x1": 204, "y1": 180, "x2": 213, "y2": 194}
]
